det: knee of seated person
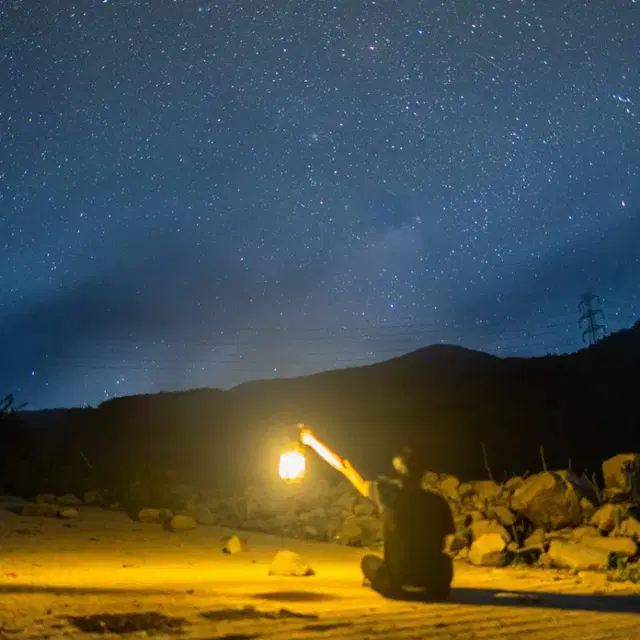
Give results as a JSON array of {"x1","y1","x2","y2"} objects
[{"x1": 361, "y1": 554, "x2": 383, "y2": 578}]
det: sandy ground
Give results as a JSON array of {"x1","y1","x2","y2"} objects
[{"x1": 1, "y1": 503, "x2": 640, "y2": 639}]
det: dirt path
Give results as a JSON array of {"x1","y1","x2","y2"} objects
[{"x1": 1, "y1": 506, "x2": 639, "y2": 639}]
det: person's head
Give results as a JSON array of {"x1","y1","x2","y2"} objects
[{"x1": 391, "y1": 446, "x2": 425, "y2": 485}]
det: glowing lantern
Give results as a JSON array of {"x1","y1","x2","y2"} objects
[{"x1": 279, "y1": 442, "x2": 306, "y2": 483}]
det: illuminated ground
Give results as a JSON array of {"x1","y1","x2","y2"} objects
[{"x1": 1, "y1": 505, "x2": 639, "y2": 639}]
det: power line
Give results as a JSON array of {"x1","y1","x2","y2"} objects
[
  {"x1": 8, "y1": 308, "x2": 635, "y2": 345},
  {"x1": 20, "y1": 332, "x2": 605, "y2": 374}
]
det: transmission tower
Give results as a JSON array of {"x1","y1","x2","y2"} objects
[{"x1": 578, "y1": 292, "x2": 607, "y2": 346}]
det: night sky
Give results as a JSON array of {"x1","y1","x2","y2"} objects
[{"x1": 1, "y1": 0, "x2": 639, "y2": 409}]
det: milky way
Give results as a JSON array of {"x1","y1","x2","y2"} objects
[{"x1": 1, "y1": 0, "x2": 639, "y2": 408}]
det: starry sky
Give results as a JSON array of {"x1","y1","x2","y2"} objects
[{"x1": 1, "y1": 0, "x2": 639, "y2": 409}]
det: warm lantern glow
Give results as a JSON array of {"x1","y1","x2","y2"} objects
[{"x1": 279, "y1": 444, "x2": 306, "y2": 483}]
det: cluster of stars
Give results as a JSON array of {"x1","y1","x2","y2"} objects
[{"x1": 0, "y1": 0, "x2": 638, "y2": 408}]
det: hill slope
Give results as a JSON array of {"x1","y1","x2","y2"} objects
[{"x1": 14, "y1": 321, "x2": 640, "y2": 494}]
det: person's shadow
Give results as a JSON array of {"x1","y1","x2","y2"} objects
[
  {"x1": 447, "y1": 587, "x2": 639, "y2": 613},
  {"x1": 251, "y1": 586, "x2": 640, "y2": 614}
]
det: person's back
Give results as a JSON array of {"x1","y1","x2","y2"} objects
[{"x1": 383, "y1": 484, "x2": 454, "y2": 595}]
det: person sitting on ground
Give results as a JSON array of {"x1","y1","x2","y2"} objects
[{"x1": 298, "y1": 426, "x2": 455, "y2": 601}]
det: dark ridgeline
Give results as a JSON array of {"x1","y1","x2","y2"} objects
[{"x1": 4, "y1": 320, "x2": 640, "y2": 498}]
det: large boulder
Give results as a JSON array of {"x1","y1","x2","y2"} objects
[
  {"x1": 602, "y1": 454, "x2": 640, "y2": 497},
  {"x1": 510, "y1": 472, "x2": 583, "y2": 530},
  {"x1": 583, "y1": 536, "x2": 637, "y2": 558},
  {"x1": 469, "y1": 533, "x2": 507, "y2": 567},
  {"x1": 471, "y1": 480, "x2": 503, "y2": 503},
  {"x1": 438, "y1": 475, "x2": 461, "y2": 500},
  {"x1": 590, "y1": 504, "x2": 627, "y2": 533},
  {"x1": 487, "y1": 505, "x2": 517, "y2": 527},
  {"x1": 470, "y1": 519, "x2": 511, "y2": 543},
  {"x1": 268, "y1": 550, "x2": 314, "y2": 577},
  {"x1": 617, "y1": 516, "x2": 640, "y2": 540},
  {"x1": 548, "y1": 540, "x2": 610, "y2": 571}
]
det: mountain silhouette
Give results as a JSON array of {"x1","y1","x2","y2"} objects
[{"x1": 13, "y1": 320, "x2": 640, "y2": 495}]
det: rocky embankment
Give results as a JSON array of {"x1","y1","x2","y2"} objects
[{"x1": 9, "y1": 453, "x2": 640, "y2": 581}]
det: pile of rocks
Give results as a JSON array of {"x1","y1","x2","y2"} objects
[
  {"x1": 437, "y1": 453, "x2": 640, "y2": 572},
  {"x1": 20, "y1": 492, "x2": 84, "y2": 519},
  {"x1": 213, "y1": 452, "x2": 640, "y2": 575},
  {"x1": 15, "y1": 452, "x2": 640, "y2": 579}
]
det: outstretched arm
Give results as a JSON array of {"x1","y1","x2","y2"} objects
[{"x1": 298, "y1": 425, "x2": 371, "y2": 497}]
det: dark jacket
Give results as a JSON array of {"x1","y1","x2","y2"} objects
[{"x1": 369, "y1": 477, "x2": 455, "y2": 586}]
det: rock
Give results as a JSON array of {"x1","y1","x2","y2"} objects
[
  {"x1": 358, "y1": 515, "x2": 383, "y2": 539},
  {"x1": 590, "y1": 504, "x2": 627, "y2": 533},
  {"x1": 487, "y1": 505, "x2": 517, "y2": 527},
  {"x1": 523, "y1": 528, "x2": 547, "y2": 549},
  {"x1": 187, "y1": 506, "x2": 217, "y2": 525},
  {"x1": 548, "y1": 540, "x2": 610, "y2": 571},
  {"x1": 445, "y1": 531, "x2": 470, "y2": 555},
  {"x1": 335, "y1": 517, "x2": 364, "y2": 546},
  {"x1": 469, "y1": 533, "x2": 507, "y2": 567},
  {"x1": 547, "y1": 528, "x2": 574, "y2": 541},
  {"x1": 354, "y1": 501, "x2": 376, "y2": 517},
  {"x1": 465, "y1": 510, "x2": 486, "y2": 524},
  {"x1": 456, "y1": 547, "x2": 470, "y2": 561},
  {"x1": 22, "y1": 503, "x2": 58, "y2": 517},
  {"x1": 138, "y1": 508, "x2": 173, "y2": 524},
  {"x1": 58, "y1": 493, "x2": 82, "y2": 506},
  {"x1": 504, "y1": 476, "x2": 525, "y2": 493},
  {"x1": 36, "y1": 494, "x2": 57, "y2": 505},
  {"x1": 470, "y1": 519, "x2": 511, "y2": 543},
  {"x1": 83, "y1": 489, "x2": 105, "y2": 505},
  {"x1": 571, "y1": 526, "x2": 600, "y2": 542},
  {"x1": 538, "y1": 552, "x2": 554, "y2": 568},
  {"x1": 602, "y1": 454, "x2": 640, "y2": 495},
  {"x1": 454, "y1": 514, "x2": 469, "y2": 531},
  {"x1": 421, "y1": 471, "x2": 439, "y2": 489},
  {"x1": 58, "y1": 507, "x2": 79, "y2": 519},
  {"x1": 579, "y1": 497, "x2": 597, "y2": 521},
  {"x1": 472, "y1": 480, "x2": 503, "y2": 502},
  {"x1": 583, "y1": 536, "x2": 637, "y2": 558},
  {"x1": 439, "y1": 475, "x2": 460, "y2": 499},
  {"x1": 222, "y1": 535, "x2": 243, "y2": 554},
  {"x1": 166, "y1": 514, "x2": 197, "y2": 531},
  {"x1": 268, "y1": 550, "x2": 314, "y2": 577},
  {"x1": 601, "y1": 488, "x2": 630, "y2": 503},
  {"x1": 510, "y1": 471, "x2": 583, "y2": 530},
  {"x1": 617, "y1": 517, "x2": 640, "y2": 539},
  {"x1": 167, "y1": 483, "x2": 196, "y2": 509},
  {"x1": 333, "y1": 490, "x2": 357, "y2": 511}
]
